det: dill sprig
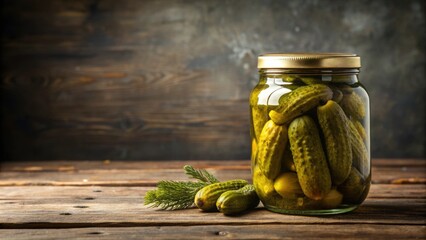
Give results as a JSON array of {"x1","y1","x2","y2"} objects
[
  {"x1": 143, "y1": 165, "x2": 219, "y2": 210},
  {"x1": 144, "y1": 181, "x2": 207, "y2": 210},
  {"x1": 183, "y1": 165, "x2": 219, "y2": 184}
]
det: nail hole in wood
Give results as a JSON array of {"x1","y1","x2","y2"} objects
[
  {"x1": 60, "y1": 212, "x2": 72, "y2": 215},
  {"x1": 214, "y1": 231, "x2": 228, "y2": 236}
]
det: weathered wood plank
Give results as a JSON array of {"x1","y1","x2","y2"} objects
[
  {"x1": 2, "y1": 159, "x2": 424, "y2": 172},
  {"x1": 0, "y1": 169, "x2": 251, "y2": 186},
  {"x1": 0, "y1": 168, "x2": 423, "y2": 187},
  {"x1": 1, "y1": 160, "x2": 425, "y2": 186},
  {"x1": 2, "y1": 30, "x2": 252, "y2": 161},
  {"x1": 372, "y1": 159, "x2": 426, "y2": 167},
  {"x1": 0, "y1": 160, "x2": 251, "y2": 172},
  {"x1": 1, "y1": 224, "x2": 425, "y2": 240},
  {"x1": 0, "y1": 184, "x2": 423, "y2": 203},
  {"x1": 0, "y1": 198, "x2": 424, "y2": 228},
  {"x1": 2, "y1": 89, "x2": 252, "y2": 160},
  {"x1": 0, "y1": 185, "x2": 425, "y2": 228}
]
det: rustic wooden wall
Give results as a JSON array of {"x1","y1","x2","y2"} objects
[{"x1": 1, "y1": 0, "x2": 425, "y2": 160}]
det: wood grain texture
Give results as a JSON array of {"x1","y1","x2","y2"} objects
[
  {"x1": 0, "y1": 186, "x2": 425, "y2": 228},
  {"x1": 0, "y1": 159, "x2": 424, "y2": 186},
  {"x1": 1, "y1": 158, "x2": 423, "y2": 171},
  {"x1": 1, "y1": 0, "x2": 425, "y2": 160},
  {"x1": 1, "y1": 0, "x2": 253, "y2": 160},
  {"x1": 0, "y1": 159, "x2": 425, "y2": 239},
  {"x1": 1, "y1": 225, "x2": 425, "y2": 240}
]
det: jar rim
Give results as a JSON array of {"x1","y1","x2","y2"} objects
[{"x1": 258, "y1": 53, "x2": 361, "y2": 69}]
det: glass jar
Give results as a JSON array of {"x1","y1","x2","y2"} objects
[{"x1": 250, "y1": 53, "x2": 370, "y2": 215}]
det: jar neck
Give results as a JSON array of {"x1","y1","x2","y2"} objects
[
  {"x1": 258, "y1": 68, "x2": 360, "y2": 84},
  {"x1": 259, "y1": 68, "x2": 359, "y2": 75}
]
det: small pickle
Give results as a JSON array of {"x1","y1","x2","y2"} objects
[
  {"x1": 253, "y1": 165, "x2": 276, "y2": 200},
  {"x1": 216, "y1": 184, "x2": 260, "y2": 215},
  {"x1": 281, "y1": 146, "x2": 296, "y2": 172},
  {"x1": 331, "y1": 87, "x2": 344, "y2": 103},
  {"x1": 257, "y1": 120, "x2": 288, "y2": 180},
  {"x1": 351, "y1": 119, "x2": 367, "y2": 142},
  {"x1": 269, "y1": 84, "x2": 333, "y2": 125},
  {"x1": 273, "y1": 172, "x2": 304, "y2": 199},
  {"x1": 347, "y1": 119, "x2": 370, "y2": 177},
  {"x1": 340, "y1": 92, "x2": 366, "y2": 120},
  {"x1": 320, "y1": 189, "x2": 343, "y2": 209},
  {"x1": 254, "y1": 161, "x2": 323, "y2": 211},
  {"x1": 194, "y1": 180, "x2": 247, "y2": 211},
  {"x1": 338, "y1": 167, "x2": 366, "y2": 204}
]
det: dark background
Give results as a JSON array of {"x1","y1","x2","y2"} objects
[{"x1": 1, "y1": 0, "x2": 425, "y2": 161}]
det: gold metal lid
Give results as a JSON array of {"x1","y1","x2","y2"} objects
[{"x1": 257, "y1": 53, "x2": 361, "y2": 69}]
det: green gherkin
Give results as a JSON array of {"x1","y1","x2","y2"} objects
[
  {"x1": 288, "y1": 115, "x2": 332, "y2": 200},
  {"x1": 250, "y1": 83, "x2": 269, "y2": 141},
  {"x1": 257, "y1": 120, "x2": 288, "y2": 180},
  {"x1": 251, "y1": 105, "x2": 269, "y2": 141},
  {"x1": 348, "y1": 120, "x2": 370, "y2": 178},
  {"x1": 351, "y1": 119, "x2": 367, "y2": 141},
  {"x1": 338, "y1": 167, "x2": 366, "y2": 204},
  {"x1": 317, "y1": 100, "x2": 352, "y2": 185},
  {"x1": 216, "y1": 184, "x2": 260, "y2": 215},
  {"x1": 269, "y1": 84, "x2": 333, "y2": 125},
  {"x1": 194, "y1": 180, "x2": 248, "y2": 211},
  {"x1": 340, "y1": 92, "x2": 366, "y2": 120}
]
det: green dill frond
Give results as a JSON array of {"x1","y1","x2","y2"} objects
[
  {"x1": 184, "y1": 165, "x2": 219, "y2": 184},
  {"x1": 143, "y1": 165, "x2": 219, "y2": 210},
  {"x1": 144, "y1": 181, "x2": 208, "y2": 210},
  {"x1": 143, "y1": 189, "x2": 158, "y2": 205}
]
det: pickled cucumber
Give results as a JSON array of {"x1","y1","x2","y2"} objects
[
  {"x1": 273, "y1": 172, "x2": 304, "y2": 199},
  {"x1": 338, "y1": 167, "x2": 366, "y2": 204},
  {"x1": 288, "y1": 115, "x2": 332, "y2": 200}
]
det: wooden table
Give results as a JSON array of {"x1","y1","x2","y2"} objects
[{"x1": 1, "y1": 159, "x2": 425, "y2": 239}]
